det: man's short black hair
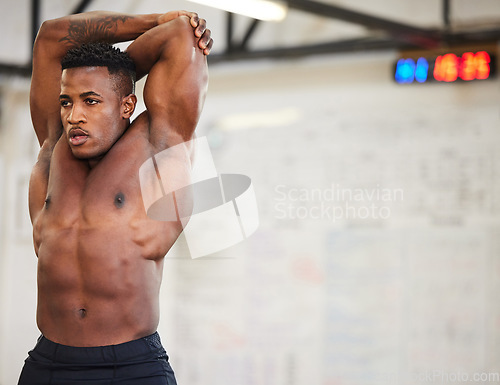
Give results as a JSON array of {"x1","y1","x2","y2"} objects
[{"x1": 61, "y1": 42, "x2": 136, "y2": 96}]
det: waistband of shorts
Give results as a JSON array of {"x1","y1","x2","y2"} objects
[{"x1": 33, "y1": 332, "x2": 165, "y2": 364}]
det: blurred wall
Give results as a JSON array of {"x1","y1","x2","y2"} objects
[
  {"x1": 1, "y1": 47, "x2": 500, "y2": 385},
  {"x1": 160, "y1": 53, "x2": 500, "y2": 385}
]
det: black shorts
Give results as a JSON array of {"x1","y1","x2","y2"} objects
[{"x1": 17, "y1": 332, "x2": 177, "y2": 385}]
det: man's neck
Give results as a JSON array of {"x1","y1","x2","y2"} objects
[{"x1": 88, "y1": 155, "x2": 104, "y2": 169}]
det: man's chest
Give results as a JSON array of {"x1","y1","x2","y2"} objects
[{"x1": 43, "y1": 136, "x2": 151, "y2": 227}]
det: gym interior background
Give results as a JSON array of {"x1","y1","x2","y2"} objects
[{"x1": 1, "y1": 0, "x2": 500, "y2": 384}]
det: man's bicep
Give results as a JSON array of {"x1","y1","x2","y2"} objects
[{"x1": 142, "y1": 30, "x2": 208, "y2": 148}]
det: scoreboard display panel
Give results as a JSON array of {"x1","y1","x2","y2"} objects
[{"x1": 394, "y1": 49, "x2": 497, "y2": 84}]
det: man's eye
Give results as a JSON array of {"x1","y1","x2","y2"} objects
[
  {"x1": 60, "y1": 100, "x2": 71, "y2": 107},
  {"x1": 86, "y1": 99, "x2": 99, "y2": 105}
]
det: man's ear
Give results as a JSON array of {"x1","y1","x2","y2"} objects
[{"x1": 121, "y1": 94, "x2": 137, "y2": 119}]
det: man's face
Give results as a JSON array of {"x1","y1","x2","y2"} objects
[{"x1": 60, "y1": 66, "x2": 131, "y2": 160}]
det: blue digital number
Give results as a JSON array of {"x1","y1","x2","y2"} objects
[
  {"x1": 395, "y1": 57, "x2": 429, "y2": 83},
  {"x1": 415, "y1": 58, "x2": 429, "y2": 82},
  {"x1": 395, "y1": 59, "x2": 415, "y2": 83}
]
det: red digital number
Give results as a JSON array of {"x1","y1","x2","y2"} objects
[
  {"x1": 460, "y1": 52, "x2": 476, "y2": 81},
  {"x1": 434, "y1": 51, "x2": 491, "y2": 82},
  {"x1": 459, "y1": 51, "x2": 490, "y2": 80},
  {"x1": 475, "y1": 51, "x2": 490, "y2": 80},
  {"x1": 434, "y1": 53, "x2": 459, "y2": 82}
]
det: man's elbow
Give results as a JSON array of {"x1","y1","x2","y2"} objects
[
  {"x1": 159, "y1": 18, "x2": 207, "y2": 66},
  {"x1": 35, "y1": 19, "x2": 58, "y2": 44},
  {"x1": 33, "y1": 18, "x2": 70, "y2": 62},
  {"x1": 167, "y1": 16, "x2": 200, "y2": 52},
  {"x1": 33, "y1": 19, "x2": 62, "y2": 57}
]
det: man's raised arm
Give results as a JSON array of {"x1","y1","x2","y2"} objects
[
  {"x1": 125, "y1": 14, "x2": 211, "y2": 148},
  {"x1": 31, "y1": 11, "x2": 161, "y2": 146}
]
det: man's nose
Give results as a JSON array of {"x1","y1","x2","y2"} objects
[{"x1": 67, "y1": 103, "x2": 86, "y2": 124}]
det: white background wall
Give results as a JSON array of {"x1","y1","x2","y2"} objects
[{"x1": 1, "y1": 1, "x2": 500, "y2": 384}]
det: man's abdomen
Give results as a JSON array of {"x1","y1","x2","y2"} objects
[{"x1": 36, "y1": 221, "x2": 163, "y2": 347}]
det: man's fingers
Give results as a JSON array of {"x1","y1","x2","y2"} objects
[
  {"x1": 158, "y1": 10, "x2": 198, "y2": 25},
  {"x1": 177, "y1": 12, "x2": 211, "y2": 54},
  {"x1": 190, "y1": 13, "x2": 200, "y2": 28},
  {"x1": 198, "y1": 28, "x2": 211, "y2": 50},
  {"x1": 203, "y1": 38, "x2": 214, "y2": 56},
  {"x1": 195, "y1": 18, "x2": 207, "y2": 38}
]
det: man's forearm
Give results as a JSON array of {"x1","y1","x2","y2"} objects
[{"x1": 35, "y1": 11, "x2": 160, "y2": 57}]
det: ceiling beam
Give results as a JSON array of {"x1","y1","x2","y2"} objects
[
  {"x1": 209, "y1": 37, "x2": 409, "y2": 63},
  {"x1": 226, "y1": 12, "x2": 234, "y2": 52},
  {"x1": 208, "y1": 29, "x2": 500, "y2": 65},
  {"x1": 443, "y1": 28, "x2": 500, "y2": 45},
  {"x1": 225, "y1": 14, "x2": 261, "y2": 53},
  {"x1": 239, "y1": 19, "x2": 260, "y2": 51},
  {"x1": 31, "y1": 0, "x2": 41, "y2": 46},
  {"x1": 443, "y1": 0, "x2": 451, "y2": 29},
  {"x1": 0, "y1": 63, "x2": 32, "y2": 77},
  {"x1": 286, "y1": 0, "x2": 441, "y2": 48},
  {"x1": 3, "y1": 6, "x2": 500, "y2": 77},
  {"x1": 5, "y1": 27, "x2": 500, "y2": 76},
  {"x1": 72, "y1": 0, "x2": 93, "y2": 15}
]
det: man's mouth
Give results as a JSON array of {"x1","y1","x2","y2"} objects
[{"x1": 69, "y1": 128, "x2": 89, "y2": 146}]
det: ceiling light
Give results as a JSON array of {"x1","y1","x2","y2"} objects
[{"x1": 186, "y1": 0, "x2": 288, "y2": 22}]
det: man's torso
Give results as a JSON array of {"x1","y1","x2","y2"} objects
[{"x1": 30, "y1": 113, "x2": 181, "y2": 347}]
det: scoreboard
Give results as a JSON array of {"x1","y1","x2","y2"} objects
[{"x1": 394, "y1": 49, "x2": 497, "y2": 84}]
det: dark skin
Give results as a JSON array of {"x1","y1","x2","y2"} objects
[{"x1": 28, "y1": 11, "x2": 212, "y2": 347}]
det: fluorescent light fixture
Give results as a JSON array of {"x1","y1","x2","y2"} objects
[{"x1": 186, "y1": 0, "x2": 288, "y2": 21}]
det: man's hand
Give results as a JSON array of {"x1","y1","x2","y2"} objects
[{"x1": 157, "y1": 11, "x2": 213, "y2": 55}]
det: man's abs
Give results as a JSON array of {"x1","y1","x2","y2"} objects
[{"x1": 35, "y1": 216, "x2": 165, "y2": 347}]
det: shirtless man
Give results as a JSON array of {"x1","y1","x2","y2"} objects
[{"x1": 19, "y1": 9, "x2": 212, "y2": 384}]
